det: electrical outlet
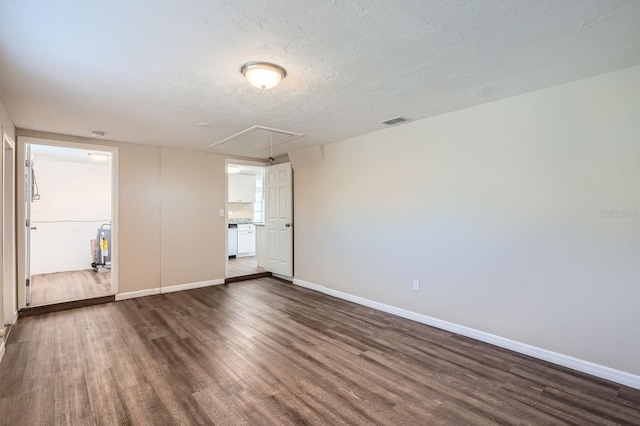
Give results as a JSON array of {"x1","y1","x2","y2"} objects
[{"x1": 412, "y1": 280, "x2": 420, "y2": 291}]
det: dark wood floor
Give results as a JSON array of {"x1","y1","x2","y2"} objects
[
  {"x1": 227, "y1": 255, "x2": 265, "y2": 278},
  {"x1": 1, "y1": 277, "x2": 639, "y2": 425},
  {"x1": 31, "y1": 269, "x2": 112, "y2": 307}
]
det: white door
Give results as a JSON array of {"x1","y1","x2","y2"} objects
[
  {"x1": 24, "y1": 144, "x2": 32, "y2": 306},
  {"x1": 264, "y1": 162, "x2": 293, "y2": 276}
]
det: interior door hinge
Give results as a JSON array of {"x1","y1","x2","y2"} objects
[{"x1": 26, "y1": 278, "x2": 30, "y2": 287}]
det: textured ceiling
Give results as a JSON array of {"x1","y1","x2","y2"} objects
[{"x1": 1, "y1": 0, "x2": 639, "y2": 159}]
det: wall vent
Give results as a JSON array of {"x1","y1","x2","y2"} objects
[{"x1": 381, "y1": 116, "x2": 411, "y2": 126}]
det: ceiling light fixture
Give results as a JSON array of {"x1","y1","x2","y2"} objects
[
  {"x1": 227, "y1": 166, "x2": 241, "y2": 174},
  {"x1": 241, "y1": 61, "x2": 286, "y2": 90}
]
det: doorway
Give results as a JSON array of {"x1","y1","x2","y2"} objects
[
  {"x1": 226, "y1": 162, "x2": 266, "y2": 278},
  {"x1": 225, "y1": 160, "x2": 294, "y2": 280},
  {"x1": 18, "y1": 140, "x2": 118, "y2": 308}
]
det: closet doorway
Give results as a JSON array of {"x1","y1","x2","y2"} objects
[{"x1": 18, "y1": 139, "x2": 118, "y2": 309}]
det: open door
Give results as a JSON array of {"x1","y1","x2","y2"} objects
[
  {"x1": 264, "y1": 162, "x2": 293, "y2": 277},
  {"x1": 24, "y1": 144, "x2": 32, "y2": 306}
]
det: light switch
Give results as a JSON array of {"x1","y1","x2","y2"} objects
[{"x1": 219, "y1": 209, "x2": 225, "y2": 217}]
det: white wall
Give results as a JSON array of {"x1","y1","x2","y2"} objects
[
  {"x1": 160, "y1": 148, "x2": 225, "y2": 287},
  {"x1": 16, "y1": 133, "x2": 234, "y2": 296},
  {"x1": 292, "y1": 65, "x2": 640, "y2": 377},
  {"x1": 30, "y1": 158, "x2": 111, "y2": 274}
]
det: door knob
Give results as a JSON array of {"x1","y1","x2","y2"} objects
[
  {"x1": 31, "y1": 226, "x2": 37, "y2": 230},
  {"x1": 285, "y1": 223, "x2": 292, "y2": 228}
]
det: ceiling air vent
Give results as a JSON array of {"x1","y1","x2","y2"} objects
[{"x1": 381, "y1": 116, "x2": 411, "y2": 126}]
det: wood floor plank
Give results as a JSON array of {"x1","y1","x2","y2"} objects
[
  {"x1": 53, "y1": 369, "x2": 96, "y2": 426},
  {"x1": 31, "y1": 269, "x2": 112, "y2": 307},
  {"x1": 0, "y1": 341, "x2": 29, "y2": 397},
  {"x1": 0, "y1": 277, "x2": 639, "y2": 425},
  {"x1": 120, "y1": 381, "x2": 174, "y2": 425},
  {"x1": 0, "y1": 382, "x2": 56, "y2": 426},
  {"x1": 193, "y1": 384, "x2": 255, "y2": 425},
  {"x1": 144, "y1": 366, "x2": 214, "y2": 425},
  {"x1": 86, "y1": 368, "x2": 133, "y2": 426},
  {"x1": 227, "y1": 255, "x2": 264, "y2": 278}
]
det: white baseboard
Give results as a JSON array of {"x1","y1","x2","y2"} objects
[
  {"x1": 292, "y1": 279, "x2": 324, "y2": 292},
  {"x1": 236, "y1": 253, "x2": 255, "y2": 258},
  {"x1": 115, "y1": 287, "x2": 160, "y2": 301},
  {"x1": 115, "y1": 279, "x2": 225, "y2": 301},
  {"x1": 160, "y1": 279, "x2": 224, "y2": 294},
  {"x1": 0, "y1": 340, "x2": 4, "y2": 365},
  {"x1": 292, "y1": 278, "x2": 640, "y2": 390},
  {"x1": 272, "y1": 273, "x2": 293, "y2": 282}
]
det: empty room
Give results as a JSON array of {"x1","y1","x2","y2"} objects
[{"x1": 0, "y1": 1, "x2": 639, "y2": 425}]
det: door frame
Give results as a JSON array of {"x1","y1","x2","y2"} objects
[
  {"x1": 2, "y1": 130, "x2": 16, "y2": 325},
  {"x1": 16, "y1": 137, "x2": 119, "y2": 309},
  {"x1": 224, "y1": 158, "x2": 268, "y2": 278}
]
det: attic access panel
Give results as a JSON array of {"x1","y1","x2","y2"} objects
[{"x1": 209, "y1": 126, "x2": 303, "y2": 153}]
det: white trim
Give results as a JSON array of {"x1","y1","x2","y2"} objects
[
  {"x1": 272, "y1": 272, "x2": 293, "y2": 282},
  {"x1": 3, "y1": 133, "x2": 14, "y2": 150},
  {"x1": 115, "y1": 279, "x2": 225, "y2": 301},
  {"x1": 0, "y1": 340, "x2": 4, "y2": 365},
  {"x1": 292, "y1": 278, "x2": 640, "y2": 390},
  {"x1": 2, "y1": 131, "x2": 17, "y2": 324},
  {"x1": 235, "y1": 252, "x2": 255, "y2": 258},
  {"x1": 291, "y1": 278, "x2": 322, "y2": 291},
  {"x1": 211, "y1": 125, "x2": 303, "y2": 149},
  {"x1": 160, "y1": 279, "x2": 224, "y2": 294},
  {"x1": 115, "y1": 288, "x2": 160, "y2": 301},
  {"x1": 110, "y1": 148, "x2": 119, "y2": 296},
  {"x1": 16, "y1": 137, "x2": 26, "y2": 309}
]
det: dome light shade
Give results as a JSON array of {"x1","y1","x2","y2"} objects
[{"x1": 241, "y1": 62, "x2": 286, "y2": 90}]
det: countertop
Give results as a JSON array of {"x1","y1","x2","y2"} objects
[{"x1": 228, "y1": 218, "x2": 264, "y2": 226}]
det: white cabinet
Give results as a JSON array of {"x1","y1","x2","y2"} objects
[
  {"x1": 237, "y1": 224, "x2": 256, "y2": 256},
  {"x1": 228, "y1": 174, "x2": 256, "y2": 203}
]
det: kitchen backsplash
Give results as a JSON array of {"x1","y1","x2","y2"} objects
[{"x1": 228, "y1": 202, "x2": 254, "y2": 220}]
